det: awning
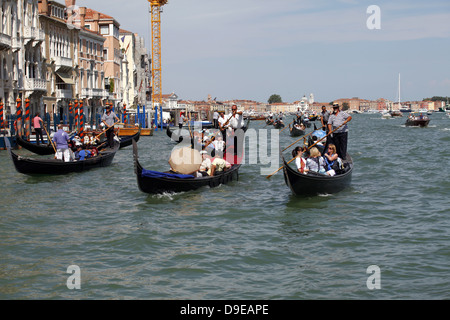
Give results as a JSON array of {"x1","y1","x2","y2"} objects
[{"x1": 56, "y1": 72, "x2": 74, "y2": 85}]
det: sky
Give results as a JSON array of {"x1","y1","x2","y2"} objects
[{"x1": 75, "y1": 0, "x2": 450, "y2": 103}]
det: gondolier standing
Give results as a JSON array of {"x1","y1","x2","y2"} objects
[
  {"x1": 101, "y1": 106, "x2": 119, "y2": 148},
  {"x1": 327, "y1": 104, "x2": 352, "y2": 160},
  {"x1": 53, "y1": 124, "x2": 71, "y2": 162},
  {"x1": 33, "y1": 112, "x2": 45, "y2": 145},
  {"x1": 227, "y1": 105, "x2": 245, "y2": 163}
]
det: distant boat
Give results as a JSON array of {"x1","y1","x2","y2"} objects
[{"x1": 405, "y1": 112, "x2": 430, "y2": 127}]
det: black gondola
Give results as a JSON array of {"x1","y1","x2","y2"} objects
[
  {"x1": 273, "y1": 120, "x2": 285, "y2": 129},
  {"x1": 16, "y1": 129, "x2": 139, "y2": 155},
  {"x1": 166, "y1": 125, "x2": 190, "y2": 143},
  {"x1": 117, "y1": 128, "x2": 141, "y2": 148},
  {"x1": 282, "y1": 152, "x2": 353, "y2": 196},
  {"x1": 6, "y1": 139, "x2": 119, "y2": 175},
  {"x1": 133, "y1": 140, "x2": 241, "y2": 194},
  {"x1": 289, "y1": 123, "x2": 306, "y2": 137},
  {"x1": 16, "y1": 135, "x2": 56, "y2": 155},
  {"x1": 266, "y1": 118, "x2": 274, "y2": 125}
]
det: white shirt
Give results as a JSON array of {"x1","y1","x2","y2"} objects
[
  {"x1": 227, "y1": 112, "x2": 244, "y2": 129},
  {"x1": 199, "y1": 158, "x2": 211, "y2": 172},
  {"x1": 213, "y1": 140, "x2": 225, "y2": 151},
  {"x1": 218, "y1": 116, "x2": 227, "y2": 129}
]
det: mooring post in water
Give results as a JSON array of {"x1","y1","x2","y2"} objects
[
  {"x1": 154, "y1": 105, "x2": 158, "y2": 131},
  {"x1": 16, "y1": 98, "x2": 22, "y2": 137},
  {"x1": 160, "y1": 106, "x2": 163, "y2": 131},
  {"x1": 24, "y1": 98, "x2": 30, "y2": 140}
]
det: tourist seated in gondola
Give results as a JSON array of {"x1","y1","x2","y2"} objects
[
  {"x1": 323, "y1": 144, "x2": 342, "y2": 176},
  {"x1": 209, "y1": 153, "x2": 231, "y2": 176},
  {"x1": 89, "y1": 145, "x2": 99, "y2": 157},
  {"x1": 196, "y1": 150, "x2": 212, "y2": 177},
  {"x1": 74, "y1": 144, "x2": 92, "y2": 161},
  {"x1": 304, "y1": 147, "x2": 327, "y2": 175},
  {"x1": 292, "y1": 146, "x2": 307, "y2": 173}
]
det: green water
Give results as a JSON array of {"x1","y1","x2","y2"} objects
[{"x1": 0, "y1": 113, "x2": 449, "y2": 299}]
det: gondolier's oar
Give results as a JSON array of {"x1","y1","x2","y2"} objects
[
  {"x1": 279, "y1": 120, "x2": 294, "y2": 133},
  {"x1": 203, "y1": 114, "x2": 233, "y2": 149},
  {"x1": 281, "y1": 124, "x2": 324, "y2": 152},
  {"x1": 41, "y1": 122, "x2": 56, "y2": 153},
  {"x1": 266, "y1": 121, "x2": 348, "y2": 179},
  {"x1": 95, "y1": 121, "x2": 120, "y2": 140}
]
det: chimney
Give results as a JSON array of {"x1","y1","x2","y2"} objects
[
  {"x1": 79, "y1": 7, "x2": 86, "y2": 28},
  {"x1": 92, "y1": 12, "x2": 100, "y2": 32}
]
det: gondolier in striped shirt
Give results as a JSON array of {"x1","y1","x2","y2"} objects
[{"x1": 327, "y1": 104, "x2": 352, "y2": 160}]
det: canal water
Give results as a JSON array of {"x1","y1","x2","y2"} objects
[{"x1": 0, "y1": 112, "x2": 449, "y2": 299}]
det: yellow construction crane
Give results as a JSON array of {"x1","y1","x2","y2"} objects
[{"x1": 149, "y1": 0, "x2": 168, "y2": 110}]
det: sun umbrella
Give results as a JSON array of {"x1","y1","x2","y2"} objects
[{"x1": 168, "y1": 146, "x2": 202, "y2": 174}]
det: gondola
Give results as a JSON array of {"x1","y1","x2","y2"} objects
[
  {"x1": 16, "y1": 128, "x2": 139, "y2": 155},
  {"x1": 133, "y1": 140, "x2": 241, "y2": 194},
  {"x1": 135, "y1": 120, "x2": 250, "y2": 194},
  {"x1": 282, "y1": 152, "x2": 353, "y2": 196},
  {"x1": 6, "y1": 139, "x2": 119, "y2": 175},
  {"x1": 289, "y1": 123, "x2": 305, "y2": 137},
  {"x1": 266, "y1": 118, "x2": 274, "y2": 125},
  {"x1": 166, "y1": 125, "x2": 190, "y2": 143},
  {"x1": 405, "y1": 113, "x2": 430, "y2": 127},
  {"x1": 16, "y1": 135, "x2": 55, "y2": 155},
  {"x1": 116, "y1": 127, "x2": 141, "y2": 148},
  {"x1": 273, "y1": 120, "x2": 285, "y2": 129}
]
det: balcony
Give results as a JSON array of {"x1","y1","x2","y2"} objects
[
  {"x1": 55, "y1": 56, "x2": 73, "y2": 71},
  {"x1": 81, "y1": 88, "x2": 92, "y2": 98},
  {"x1": 23, "y1": 27, "x2": 44, "y2": 46},
  {"x1": 24, "y1": 78, "x2": 47, "y2": 92},
  {"x1": 0, "y1": 33, "x2": 11, "y2": 51},
  {"x1": 56, "y1": 88, "x2": 73, "y2": 99}
]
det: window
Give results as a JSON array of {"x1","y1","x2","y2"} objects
[
  {"x1": 103, "y1": 49, "x2": 108, "y2": 60},
  {"x1": 100, "y1": 25, "x2": 109, "y2": 35}
]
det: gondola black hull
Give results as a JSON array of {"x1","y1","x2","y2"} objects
[
  {"x1": 133, "y1": 140, "x2": 240, "y2": 194},
  {"x1": 8, "y1": 142, "x2": 119, "y2": 175},
  {"x1": 16, "y1": 135, "x2": 55, "y2": 155},
  {"x1": 274, "y1": 122, "x2": 285, "y2": 129},
  {"x1": 17, "y1": 129, "x2": 139, "y2": 155},
  {"x1": 117, "y1": 129, "x2": 141, "y2": 148},
  {"x1": 405, "y1": 119, "x2": 430, "y2": 127},
  {"x1": 282, "y1": 153, "x2": 353, "y2": 196},
  {"x1": 289, "y1": 126, "x2": 305, "y2": 137}
]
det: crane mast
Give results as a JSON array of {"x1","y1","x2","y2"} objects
[{"x1": 149, "y1": 0, "x2": 168, "y2": 109}]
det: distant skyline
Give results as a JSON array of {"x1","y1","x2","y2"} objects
[{"x1": 76, "y1": 0, "x2": 450, "y2": 103}]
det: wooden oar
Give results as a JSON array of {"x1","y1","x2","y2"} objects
[
  {"x1": 266, "y1": 121, "x2": 348, "y2": 179},
  {"x1": 279, "y1": 120, "x2": 294, "y2": 133},
  {"x1": 95, "y1": 121, "x2": 120, "y2": 140},
  {"x1": 41, "y1": 122, "x2": 56, "y2": 153},
  {"x1": 281, "y1": 125, "x2": 324, "y2": 152}
]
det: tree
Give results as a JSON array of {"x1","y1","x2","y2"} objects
[
  {"x1": 268, "y1": 94, "x2": 282, "y2": 104},
  {"x1": 342, "y1": 102, "x2": 350, "y2": 111}
]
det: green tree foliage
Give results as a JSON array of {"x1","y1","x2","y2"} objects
[
  {"x1": 268, "y1": 94, "x2": 282, "y2": 104},
  {"x1": 342, "y1": 102, "x2": 350, "y2": 111},
  {"x1": 422, "y1": 96, "x2": 449, "y2": 101}
]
